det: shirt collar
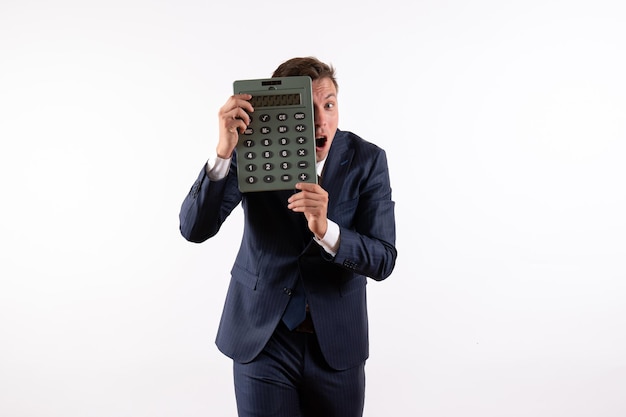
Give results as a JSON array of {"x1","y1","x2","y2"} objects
[{"x1": 316, "y1": 158, "x2": 327, "y2": 178}]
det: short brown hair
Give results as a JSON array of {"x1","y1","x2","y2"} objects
[{"x1": 272, "y1": 57, "x2": 338, "y2": 91}]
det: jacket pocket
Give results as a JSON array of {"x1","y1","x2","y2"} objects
[{"x1": 231, "y1": 263, "x2": 259, "y2": 290}]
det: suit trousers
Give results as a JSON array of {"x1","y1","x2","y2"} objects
[{"x1": 233, "y1": 321, "x2": 366, "y2": 417}]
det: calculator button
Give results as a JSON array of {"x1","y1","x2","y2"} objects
[
  {"x1": 296, "y1": 136, "x2": 307, "y2": 144},
  {"x1": 277, "y1": 126, "x2": 288, "y2": 133},
  {"x1": 245, "y1": 164, "x2": 257, "y2": 172},
  {"x1": 245, "y1": 152, "x2": 256, "y2": 159},
  {"x1": 298, "y1": 173, "x2": 311, "y2": 181},
  {"x1": 263, "y1": 175, "x2": 275, "y2": 183},
  {"x1": 277, "y1": 113, "x2": 288, "y2": 121},
  {"x1": 281, "y1": 174, "x2": 292, "y2": 182},
  {"x1": 263, "y1": 163, "x2": 273, "y2": 171},
  {"x1": 281, "y1": 162, "x2": 291, "y2": 170},
  {"x1": 262, "y1": 151, "x2": 273, "y2": 158},
  {"x1": 297, "y1": 161, "x2": 309, "y2": 168},
  {"x1": 244, "y1": 128, "x2": 254, "y2": 135},
  {"x1": 260, "y1": 126, "x2": 271, "y2": 134},
  {"x1": 295, "y1": 124, "x2": 306, "y2": 132},
  {"x1": 262, "y1": 139, "x2": 272, "y2": 146},
  {"x1": 246, "y1": 176, "x2": 258, "y2": 184},
  {"x1": 297, "y1": 148, "x2": 308, "y2": 157},
  {"x1": 280, "y1": 137, "x2": 289, "y2": 145},
  {"x1": 294, "y1": 112, "x2": 305, "y2": 120},
  {"x1": 243, "y1": 139, "x2": 255, "y2": 147},
  {"x1": 279, "y1": 150, "x2": 290, "y2": 157},
  {"x1": 260, "y1": 114, "x2": 271, "y2": 122}
]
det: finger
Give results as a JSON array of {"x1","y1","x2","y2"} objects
[
  {"x1": 220, "y1": 95, "x2": 254, "y2": 120},
  {"x1": 226, "y1": 118, "x2": 248, "y2": 134},
  {"x1": 294, "y1": 182, "x2": 322, "y2": 192},
  {"x1": 222, "y1": 107, "x2": 252, "y2": 133},
  {"x1": 233, "y1": 106, "x2": 252, "y2": 124},
  {"x1": 288, "y1": 194, "x2": 325, "y2": 210},
  {"x1": 234, "y1": 94, "x2": 254, "y2": 114}
]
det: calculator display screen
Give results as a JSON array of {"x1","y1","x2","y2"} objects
[{"x1": 250, "y1": 93, "x2": 301, "y2": 108}]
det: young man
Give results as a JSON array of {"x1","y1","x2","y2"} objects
[{"x1": 180, "y1": 57, "x2": 397, "y2": 417}]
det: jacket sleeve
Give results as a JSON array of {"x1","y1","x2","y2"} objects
[
  {"x1": 332, "y1": 149, "x2": 397, "y2": 281},
  {"x1": 179, "y1": 162, "x2": 242, "y2": 243}
]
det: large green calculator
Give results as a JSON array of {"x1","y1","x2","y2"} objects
[{"x1": 233, "y1": 76, "x2": 317, "y2": 193}]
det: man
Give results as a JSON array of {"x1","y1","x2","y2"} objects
[{"x1": 179, "y1": 57, "x2": 397, "y2": 417}]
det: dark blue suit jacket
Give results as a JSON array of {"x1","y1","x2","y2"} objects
[{"x1": 180, "y1": 129, "x2": 397, "y2": 370}]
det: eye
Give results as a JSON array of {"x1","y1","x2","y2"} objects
[{"x1": 325, "y1": 102, "x2": 335, "y2": 110}]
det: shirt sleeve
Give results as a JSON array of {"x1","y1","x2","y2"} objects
[
  {"x1": 313, "y1": 219, "x2": 340, "y2": 257},
  {"x1": 205, "y1": 154, "x2": 231, "y2": 180}
]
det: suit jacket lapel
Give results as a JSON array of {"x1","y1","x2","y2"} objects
[{"x1": 321, "y1": 131, "x2": 354, "y2": 215}]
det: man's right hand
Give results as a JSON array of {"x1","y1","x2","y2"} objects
[{"x1": 216, "y1": 94, "x2": 254, "y2": 159}]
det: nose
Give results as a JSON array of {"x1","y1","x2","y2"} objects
[{"x1": 313, "y1": 106, "x2": 324, "y2": 128}]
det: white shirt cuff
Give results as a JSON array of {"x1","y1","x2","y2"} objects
[
  {"x1": 314, "y1": 220, "x2": 340, "y2": 257},
  {"x1": 206, "y1": 153, "x2": 231, "y2": 180}
]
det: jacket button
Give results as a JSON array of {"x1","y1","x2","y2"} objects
[
  {"x1": 343, "y1": 259, "x2": 357, "y2": 269},
  {"x1": 283, "y1": 287, "x2": 292, "y2": 296}
]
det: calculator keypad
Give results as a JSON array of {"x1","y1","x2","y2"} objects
[{"x1": 237, "y1": 110, "x2": 316, "y2": 192}]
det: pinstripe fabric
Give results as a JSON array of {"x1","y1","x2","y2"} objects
[
  {"x1": 234, "y1": 322, "x2": 365, "y2": 417},
  {"x1": 180, "y1": 128, "x2": 396, "y2": 379}
]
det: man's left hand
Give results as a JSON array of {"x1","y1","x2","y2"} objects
[{"x1": 287, "y1": 183, "x2": 329, "y2": 239}]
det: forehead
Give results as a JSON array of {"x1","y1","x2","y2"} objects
[{"x1": 312, "y1": 77, "x2": 337, "y2": 97}]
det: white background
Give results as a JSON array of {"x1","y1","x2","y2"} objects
[{"x1": 2, "y1": 1, "x2": 625, "y2": 416}]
